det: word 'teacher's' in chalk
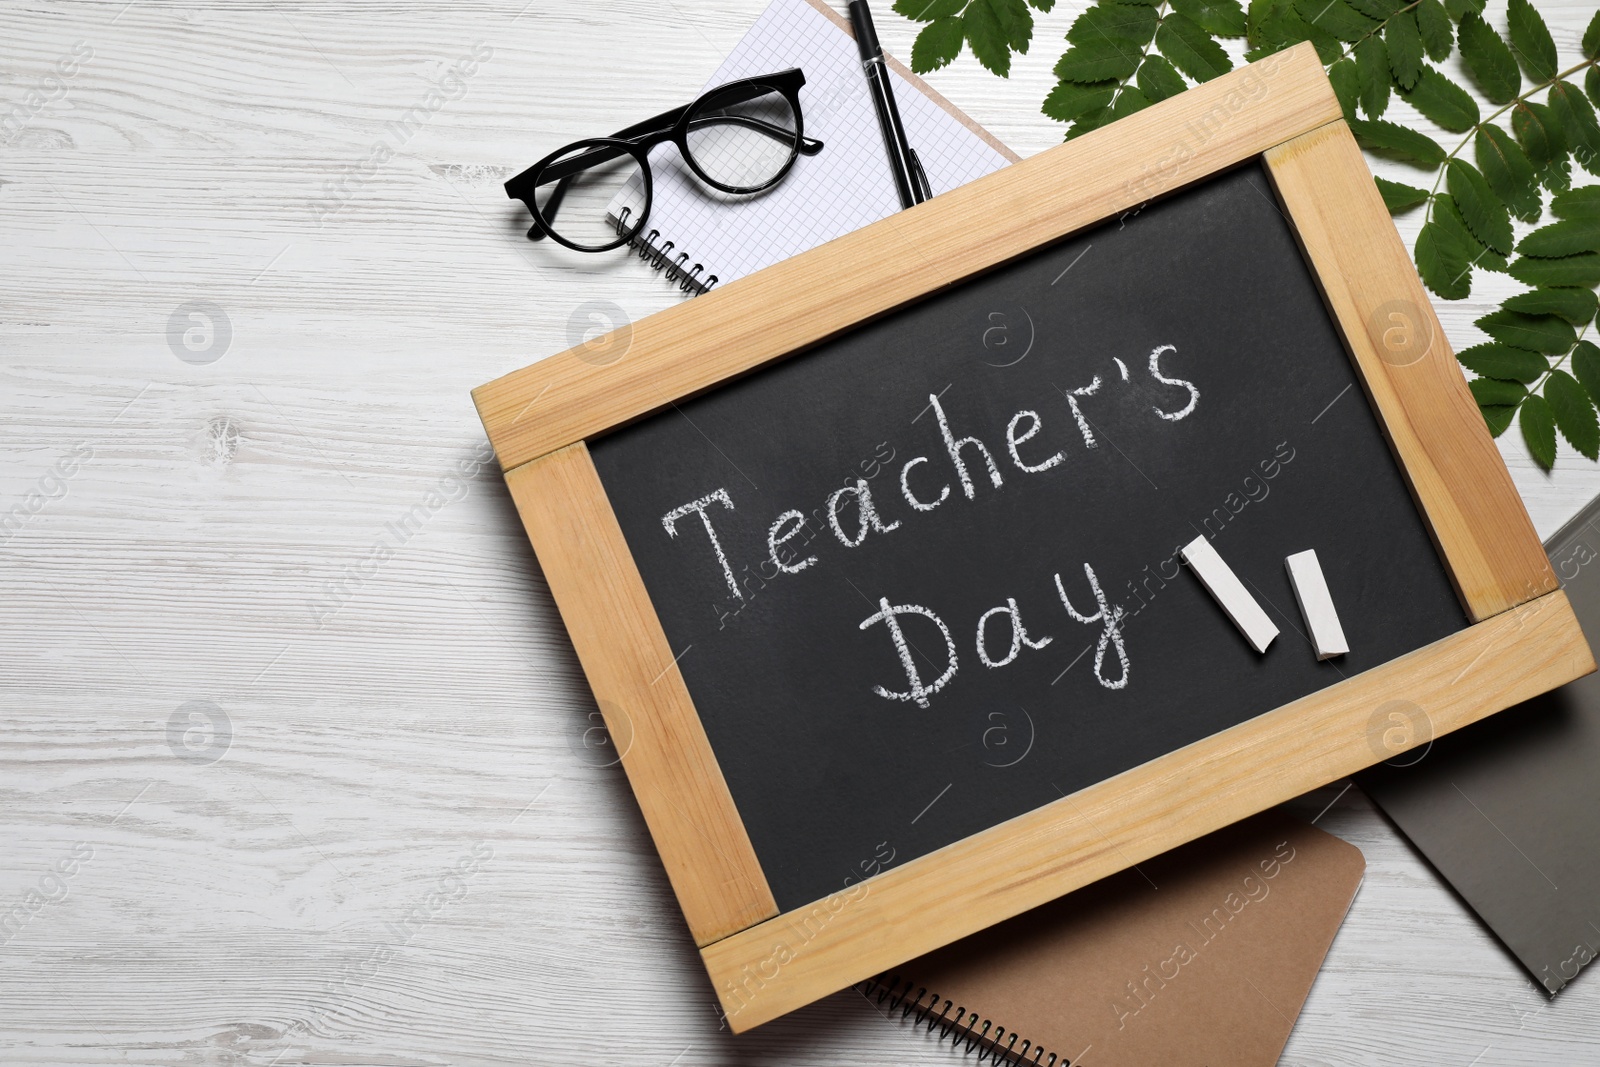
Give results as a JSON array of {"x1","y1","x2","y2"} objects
[
  {"x1": 1181, "y1": 536, "x2": 1279, "y2": 653},
  {"x1": 1285, "y1": 549, "x2": 1349, "y2": 660}
]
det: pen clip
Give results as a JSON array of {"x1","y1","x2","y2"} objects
[{"x1": 907, "y1": 147, "x2": 932, "y2": 202}]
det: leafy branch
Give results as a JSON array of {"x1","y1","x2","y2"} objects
[
  {"x1": 892, "y1": 0, "x2": 1058, "y2": 77},
  {"x1": 1045, "y1": 0, "x2": 1242, "y2": 138},
  {"x1": 1341, "y1": 0, "x2": 1600, "y2": 469},
  {"x1": 895, "y1": 0, "x2": 1600, "y2": 470}
]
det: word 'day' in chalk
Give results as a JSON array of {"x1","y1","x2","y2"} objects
[
  {"x1": 1181, "y1": 536, "x2": 1279, "y2": 653},
  {"x1": 1285, "y1": 549, "x2": 1349, "y2": 659}
]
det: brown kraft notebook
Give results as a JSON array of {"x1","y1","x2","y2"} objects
[{"x1": 860, "y1": 811, "x2": 1365, "y2": 1066}]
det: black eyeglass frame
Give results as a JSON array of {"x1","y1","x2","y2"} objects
[{"x1": 505, "y1": 68, "x2": 824, "y2": 253}]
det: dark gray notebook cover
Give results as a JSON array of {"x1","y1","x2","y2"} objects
[{"x1": 1360, "y1": 500, "x2": 1600, "y2": 994}]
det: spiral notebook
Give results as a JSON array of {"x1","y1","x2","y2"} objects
[
  {"x1": 606, "y1": 0, "x2": 1017, "y2": 295},
  {"x1": 860, "y1": 812, "x2": 1365, "y2": 1066}
]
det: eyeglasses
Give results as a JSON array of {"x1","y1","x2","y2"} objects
[{"x1": 504, "y1": 68, "x2": 824, "y2": 253}]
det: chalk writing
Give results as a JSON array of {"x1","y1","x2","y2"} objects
[
  {"x1": 663, "y1": 489, "x2": 740, "y2": 599},
  {"x1": 658, "y1": 345, "x2": 1196, "y2": 707}
]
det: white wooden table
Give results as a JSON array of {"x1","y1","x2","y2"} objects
[{"x1": 4, "y1": 2, "x2": 1598, "y2": 1063}]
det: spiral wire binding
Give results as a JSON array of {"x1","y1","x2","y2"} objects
[
  {"x1": 614, "y1": 208, "x2": 718, "y2": 297},
  {"x1": 856, "y1": 975, "x2": 1067, "y2": 1066}
]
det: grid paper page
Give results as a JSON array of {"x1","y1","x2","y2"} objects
[{"x1": 608, "y1": 0, "x2": 1013, "y2": 288}]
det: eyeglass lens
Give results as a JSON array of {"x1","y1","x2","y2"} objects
[
  {"x1": 684, "y1": 85, "x2": 800, "y2": 192},
  {"x1": 534, "y1": 141, "x2": 648, "y2": 252},
  {"x1": 532, "y1": 83, "x2": 801, "y2": 250}
]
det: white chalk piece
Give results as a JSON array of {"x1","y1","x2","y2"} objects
[
  {"x1": 1284, "y1": 549, "x2": 1349, "y2": 660},
  {"x1": 1180, "y1": 536, "x2": 1279, "y2": 653}
]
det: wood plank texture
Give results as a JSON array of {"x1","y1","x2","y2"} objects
[
  {"x1": 506, "y1": 445, "x2": 777, "y2": 944},
  {"x1": 473, "y1": 43, "x2": 1341, "y2": 469},
  {"x1": 704, "y1": 588, "x2": 1595, "y2": 1031},
  {"x1": 1263, "y1": 122, "x2": 1558, "y2": 622}
]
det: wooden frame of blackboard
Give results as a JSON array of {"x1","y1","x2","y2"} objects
[{"x1": 474, "y1": 42, "x2": 1594, "y2": 1032}]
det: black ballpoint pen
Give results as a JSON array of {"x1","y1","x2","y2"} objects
[{"x1": 848, "y1": 0, "x2": 932, "y2": 209}]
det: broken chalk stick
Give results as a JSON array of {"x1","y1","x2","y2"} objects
[
  {"x1": 1180, "y1": 536, "x2": 1279, "y2": 653},
  {"x1": 1285, "y1": 549, "x2": 1349, "y2": 660}
]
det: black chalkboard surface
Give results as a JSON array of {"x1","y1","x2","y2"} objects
[{"x1": 589, "y1": 162, "x2": 1466, "y2": 913}]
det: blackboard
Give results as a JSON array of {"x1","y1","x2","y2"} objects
[
  {"x1": 588, "y1": 162, "x2": 1467, "y2": 913},
  {"x1": 479, "y1": 49, "x2": 1582, "y2": 1028}
]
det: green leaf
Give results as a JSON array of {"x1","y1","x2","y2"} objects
[
  {"x1": 1506, "y1": 0, "x2": 1558, "y2": 83},
  {"x1": 1457, "y1": 341, "x2": 1549, "y2": 381},
  {"x1": 1476, "y1": 309, "x2": 1578, "y2": 353},
  {"x1": 1053, "y1": 37, "x2": 1141, "y2": 82},
  {"x1": 1253, "y1": 0, "x2": 1343, "y2": 62},
  {"x1": 1537, "y1": 155, "x2": 1572, "y2": 194},
  {"x1": 1417, "y1": 219, "x2": 1473, "y2": 298},
  {"x1": 1351, "y1": 118, "x2": 1447, "y2": 167},
  {"x1": 965, "y1": 0, "x2": 1031, "y2": 75},
  {"x1": 1585, "y1": 10, "x2": 1600, "y2": 59},
  {"x1": 1111, "y1": 84, "x2": 1153, "y2": 118},
  {"x1": 1469, "y1": 377, "x2": 1530, "y2": 406},
  {"x1": 1508, "y1": 253, "x2": 1600, "y2": 288},
  {"x1": 1329, "y1": 57, "x2": 1360, "y2": 121},
  {"x1": 1444, "y1": 0, "x2": 1485, "y2": 20},
  {"x1": 1549, "y1": 81, "x2": 1600, "y2": 177},
  {"x1": 1347, "y1": 0, "x2": 1400, "y2": 19},
  {"x1": 991, "y1": 0, "x2": 1036, "y2": 51},
  {"x1": 1553, "y1": 186, "x2": 1600, "y2": 220},
  {"x1": 964, "y1": 4, "x2": 1012, "y2": 75},
  {"x1": 1171, "y1": 0, "x2": 1247, "y2": 37},
  {"x1": 1295, "y1": 0, "x2": 1377, "y2": 42},
  {"x1": 1504, "y1": 288, "x2": 1599, "y2": 325},
  {"x1": 1137, "y1": 55, "x2": 1190, "y2": 103},
  {"x1": 1246, "y1": 0, "x2": 1283, "y2": 51},
  {"x1": 1400, "y1": 67, "x2": 1481, "y2": 132},
  {"x1": 1447, "y1": 159, "x2": 1514, "y2": 255},
  {"x1": 894, "y1": 0, "x2": 966, "y2": 19},
  {"x1": 1376, "y1": 175, "x2": 1430, "y2": 212},
  {"x1": 1042, "y1": 78, "x2": 1118, "y2": 121},
  {"x1": 1573, "y1": 340, "x2": 1600, "y2": 405},
  {"x1": 1546, "y1": 370, "x2": 1599, "y2": 459},
  {"x1": 1416, "y1": 0, "x2": 1453, "y2": 60},
  {"x1": 1437, "y1": 193, "x2": 1508, "y2": 271},
  {"x1": 1029, "y1": 0, "x2": 1057, "y2": 10},
  {"x1": 1155, "y1": 12, "x2": 1232, "y2": 82},
  {"x1": 1067, "y1": 2, "x2": 1159, "y2": 47},
  {"x1": 1481, "y1": 403, "x2": 1518, "y2": 436},
  {"x1": 1385, "y1": 9, "x2": 1425, "y2": 90},
  {"x1": 1066, "y1": 105, "x2": 1116, "y2": 139},
  {"x1": 1476, "y1": 125, "x2": 1542, "y2": 223},
  {"x1": 1355, "y1": 36, "x2": 1390, "y2": 119},
  {"x1": 1521, "y1": 393, "x2": 1558, "y2": 468},
  {"x1": 1513, "y1": 100, "x2": 1564, "y2": 166},
  {"x1": 1519, "y1": 219, "x2": 1600, "y2": 257},
  {"x1": 1458, "y1": 12, "x2": 1520, "y2": 104},
  {"x1": 911, "y1": 16, "x2": 968, "y2": 71},
  {"x1": 1589, "y1": 67, "x2": 1600, "y2": 110}
]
